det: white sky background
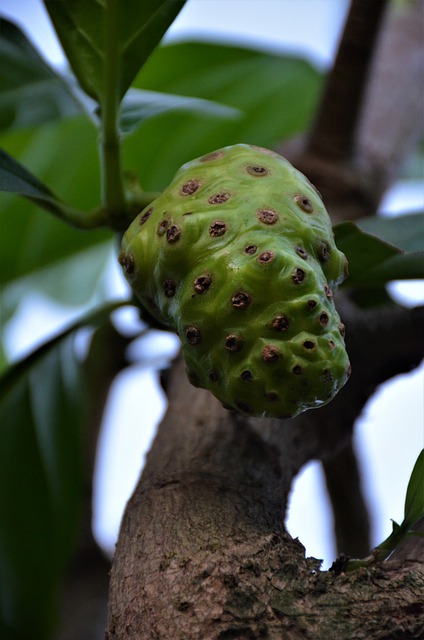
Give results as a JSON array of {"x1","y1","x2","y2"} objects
[{"x1": 2, "y1": 0, "x2": 423, "y2": 568}]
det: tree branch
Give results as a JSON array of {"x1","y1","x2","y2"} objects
[
  {"x1": 307, "y1": 0, "x2": 389, "y2": 161},
  {"x1": 322, "y1": 440, "x2": 371, "y2": 557},
  {"x1": 282, "y1": 0, "x2": 424, "y2": 221}
]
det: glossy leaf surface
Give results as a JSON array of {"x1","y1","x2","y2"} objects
[
  {"x1": 0, "y1": 118, "x2": 112, "y2": 289},
  {"x1": 123, "y1": 41, "x2": 321, "y2": 190},
  {"x1": 334, "y1": 220, "x2": 424, "y2": 286},
  {"x1": 44, "y1": 0, "x2": 186, "y2": 102},
  {"x1": 0, "y1": 18, "x2": 81, "y2": 132}
]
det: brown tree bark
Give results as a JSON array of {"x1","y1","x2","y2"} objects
[
  {"x1": 106, "y1": 1, "x2": 424, "y2": 637},
  {"x1": 106, "y1": 300, "x2": 424, "y2": 639}
]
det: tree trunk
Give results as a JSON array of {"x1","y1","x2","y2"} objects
[
  {"x1": 106, "y1": 300, "x2": 424, "y2": 638},
  {"x1": 106, "y1": 1, "x2": 424, "y2": 637}
]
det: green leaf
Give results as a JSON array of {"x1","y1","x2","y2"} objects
[
  {"x1": 43, "y1": 0, "x2": 186, "y2": 103},
  {"x1": 0, "y1": 146, "x2": 106, "y2": 228},
  {"x1": 0, "y1": 302, "x2": 123, "y2": 639},
  {"x1": 372, "y1": 450, "x2": 424, "y2": 561},
  {"x1": 0, "y1": 146, "x2": 81, "y2": 219},
  {"x1": 333, "y1": 221, "x2": 424, "y2": 286},
  {"x1": 356, "y1": 212, "x2": 424, "y2": 254},
  {"x1": 0, "y1": 337, "x2": 82, "y2": 639},
  {"x1": 123, "y1": 41, "x2": 321, "y2": 190},
  {"x1": 0, "y1": 117, "x2": 113, "y2": 287},
  {"x1": 0, "y1": 18, "x2": 82, "y2": 132},
  {"x1": 2, "y1": 242, "x2": 115, "y2": 310},
  {"x1": 119, "y1": 88, "x2": 241, "y2": 133},
  {"x1": 404, "y1": 449, "x2": 424, "y2": 527}
]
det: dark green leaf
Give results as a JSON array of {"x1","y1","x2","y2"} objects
[
  {"x1": 0, "y1": 117, "x2": 113, "y2": 287},
  {"x1": 0, "y1": 337, "x2": 82, "y2": 639},
  {"x1": 367, "y1": 251, "x2": 424, "y2": 282},
  {"x1": 123, "y1": 41, "x2": 321, "y2": 190},
  {"x1": 0, "y1": 18, "x2": 81, "y2": 132},
  {"x1": 0, "y1": 146, "x2": 79, "y2": 219},
  {"x1": 43, "y1": 0, "x2": 186, "y2": 103},
  {"x1": 120, "y1": 88, "x2": 240, "y2": 133},
  {"x1": 0, "y1": 301, "x2": 123, "y2": 639},
  {"x1": 373, "y1": 450, "x2": 424, "y2": 560},
  {"x1": 404, "y1": 450, "x2": 424, "y2": 527},
  {"x1": 333, "y1": 221, "x2": 424, "y2": 286},
  {"x1": 356, "y1": 212, "x2": 424, "y2": 254}
]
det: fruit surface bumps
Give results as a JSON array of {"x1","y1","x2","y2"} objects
[{"x1": 119, "y1": 144, "x2": 350, "y2": 418}]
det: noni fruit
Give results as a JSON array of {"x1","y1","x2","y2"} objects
[{"x1": 119, "y1": 144, "x2": 350, "y2": 419}]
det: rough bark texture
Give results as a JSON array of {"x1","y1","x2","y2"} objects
[
  {"x1": 106, "y1": 300, "x2": 424, "y2": 638},
  {"x1": 106, "y1": 1, "x2": 424, "y2": 637}
]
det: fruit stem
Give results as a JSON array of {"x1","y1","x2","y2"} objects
[{"x1": 99, "y1": 0, "x2": 128, "y2": 225}]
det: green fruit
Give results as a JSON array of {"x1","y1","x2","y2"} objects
[{"x1": 119, "y1": 144, "x2": 350, "y2": 418}]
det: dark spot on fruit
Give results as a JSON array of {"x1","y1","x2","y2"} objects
[
  {"x1": 321, "y1": 369, "x2": 334, "y2": 383},
  {"x1": 241, "y1": 370, "x2": 253, "y2": 381},
  {"x1": 180, "y1": 179, "x2": 201, "y2": 195},
  {"x1": 262, "y1": 345, "x2": 281, "y2": 363},
  {"x1": 257, "y1": 251, "x2": 275, "y2": 264},
  {"x1": 247, "y1": 165, "x2": 269, "y2": 176},
  {"x1": 292, "y1": 268, "x2": 305, "y2": 284},
  {"x1": 182, "y1": 211, "x2": 194, "y2": 216},
  {"x1": 139, "y1": 208, "x2": 153, "y2": 225},
  {"x1": 292, "y1": 365, "x2": 303, "y2": 375},
  {"x1": 319, "y1": 313, "x2": 329, "y2": 326},
  {"x1": 157, "y1": 219, "x2": 170, "y2": 236},
  {"x1": 245, "y1": 245, "x2": 257, "y2": 255},
  {"x1": 294, "y1": 194, "x2": 314, "y2": 213},
  {"x1": 317, "y1": 240, "x2": 331, "y2": 262},
  {"x1": 163, "y1": 278, "x2": 176, "y2": 298},
  {"x1": 166, "y1": 225, "x2": 181, "y2": 243},
  {"x1": 200, "y1": 151, "x2": 225, "y2": 162},
  {"x1": 257, "y1": 208, "x2": 278, "y2": 224},
  {"x1": 194, "y1": 274, "x2": 212, "y2": 294},
  {"x1": 272, "y1": 315, "x2": 289, "y2": 331},
  {"x1": 328, "y1": 340, "x2": 336, "y2": 349},
  {"x1": 225, "y1": 334, "x2": 243, "y2": 352},
  {"x1": 231, "y1": 292, "x2": 251, "y2": 309},
  {"x1": 303, "y1": 340, "x2": 315, "y2": 350},
  {"x1": 185, "y1": 326, "x2": 201, "y2": 345},
  {"x1": 208, "y1": 192, "x2": 230, "y2": 204},
  {"x1": 324, "y1": 285, "x2": 334, "y2": 300},
  {"x1": 235, "y1": 401, "x2": 254, "y2": 414},
  {"x1": 295, "y1": 246, "x2": 309, "y2": 260},
  {"x1": 339, "y1": 323, "x2": 346, "y2": 337},
  {"x1": 307, "y1": 299, "x2": 317, "y2": 309},
  {"x1": 118, "y1": 252, "x2": 135, "y2": 275},
  {"x1": 208, "y1": 369, "x2": 219, "y2": 382},
  {"x1": 265, "y1": 392, "x2": 279, "y2": 402},
  {"x1": 209, "y1": 220, "x2": 227, "y2": 237}
]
